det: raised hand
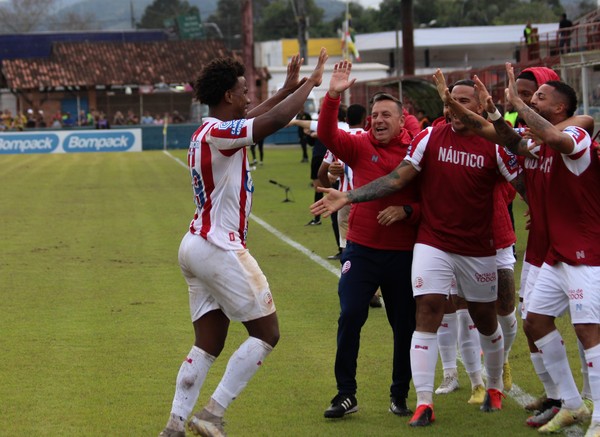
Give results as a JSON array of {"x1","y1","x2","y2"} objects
[
  {"x1": 309, "y1": 48, "x2": 328, "y2": 88},
  {"x1": 328, "y1": 60, "x2": 357, "y2": 98},
  {"x1": 473, "y1": 75, "x2": 496, "y2": 114},
  {"x1": 433, "y1": 69, "x2": 451, "y2": 105},
  {"x1": 505, "y1": 62, "x2": 520, "y2": 106},
  {"x1": 281, "y1": 53, "x2": 304, "y2": 93}
]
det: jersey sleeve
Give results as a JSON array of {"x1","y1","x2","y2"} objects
[
  {"x1": 559, "y1": 126, "x2": 592, "y2": 176},
  {"x1": 404, "y1": 127, "x2": 432, "y2": 171},
  {"x1": 323, "y1": 150, "x2": 335, "y2": 164},
  {"x1": 496, "y1": 144, "x2": 520, "y2": 182},
  {"x1": 207, "y1": 118, "x2": 254, "y2": 150}
]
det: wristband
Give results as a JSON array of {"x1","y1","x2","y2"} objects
[{"x1": 488, "y1": 109, "x2": 502, "y2": 121}]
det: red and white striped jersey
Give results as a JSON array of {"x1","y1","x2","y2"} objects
[
  {"x1": 186, "y1": 116, "x2": 255, "y2": 250},
  {"x1": 322, "y1": 127, "x2": 365, "y2": 192}
]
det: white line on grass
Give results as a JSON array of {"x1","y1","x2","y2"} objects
[{"x1": 163, "y1": 149, "x2": 584, "y2": 436}]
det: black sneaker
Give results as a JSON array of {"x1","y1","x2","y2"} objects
[
  {"x1": 305, "y1": 218, "x2": 322, "y2": 226},
  {"x1": 324, "y1": 393, "x2": 358, "y2": 418},
  {"x1": 390, "y1": 397, "x2": 413, "y2": 416}
]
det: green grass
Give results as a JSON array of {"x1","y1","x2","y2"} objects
[{"x1": 0, "y1": 147, "x2": 582, "y2": 436}]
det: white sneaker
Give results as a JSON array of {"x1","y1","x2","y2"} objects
[{"x1": 435, "y1": 375, "x2": 459, "y2": 394}]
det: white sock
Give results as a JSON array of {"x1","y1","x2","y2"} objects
[
  {"x1": 498, "y1": 309, "x2": 518, "y2": 362},
  {"x1": 411, "y1": 331, "x2": 438, "y2": 406},
  {"x1": 479, "y1": 324, "x2": 504, "y2": 391},
  {"x1": 209, "y1": 337, "x2": 273, "y2": 415},
  {"x1": 530, "y1": 352, "x2": 560, "y2": 400},
  {"x1": 584, "y1": 343, "x2": 600, "y2": 422},
  {"x1": 457, "y1": 309, "x2": 482, "y2": 386},
  {"x1": 535, "y1": 330, "x2": 582, "y2": 409},
  {"x1": 168, "y1": 346, "x2": 215, "y2": 430},
  {"x1": 437, "y1": 312, "x2": 458, "y2": 375},
  {"x1": 579, "y1": 339, "x2": 592, "y2": 400}
]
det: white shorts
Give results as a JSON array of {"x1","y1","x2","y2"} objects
[
  {"x1": 496, "y1": 245, "x2": 516, "y2": 271},
  {"x1": 527, "y1": 262, "x2": 600, "y2": 324},
  {"x1": 412, "y1": 243, "x2": 498, "y2": 303},
  {"x1": 178, "y1": 232, "x2": 275, "y2": 323}
]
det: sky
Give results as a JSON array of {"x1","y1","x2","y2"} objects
[{"x1": 354, "y1": 0, "x2": 382, "y2": 9}]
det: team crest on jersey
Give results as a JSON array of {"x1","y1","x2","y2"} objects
[{"x1": 341, "y1": 260, "x2": 351, "y2": 274}]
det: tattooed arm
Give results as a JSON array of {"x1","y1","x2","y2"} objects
[{"x1": 310, "y1": 161, "x2": 419, "y2": 217}]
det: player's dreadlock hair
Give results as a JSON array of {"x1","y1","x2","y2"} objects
[
  {"x1": 544, "y1": 80, "x2": 578, "y2": 117},
  {"x1": 194, "y1": 58, "x2": 245, "y2": 107}
]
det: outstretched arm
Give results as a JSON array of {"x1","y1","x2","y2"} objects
[
  {"x1": 327, "y1": 60, "x2": 357, "y2": 99},
  {"x1": 253, "y1": 48, "x2": 328, "y2": 141},
  {"x1": 310, "y1": 161, "x2": 418, "y2": 218},
  {"x1": 248, "y1": 54, "x2": 305, "y2": 118}
]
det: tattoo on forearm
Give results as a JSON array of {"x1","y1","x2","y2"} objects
[
  {"x1": 458, "y1": 113, "x2": 483, "y2": 130},
  {"x1": 492, "y1": 118, "x2": 528, "y2": 156},
  {"x1": 348, "y1": 164, "x2": 406, "y2": 203}
]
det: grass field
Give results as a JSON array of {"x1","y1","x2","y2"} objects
[{"x1": 0, "y1": 146, "x2": 585, "y2": 436}]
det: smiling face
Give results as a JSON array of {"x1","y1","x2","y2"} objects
[
  {"x1": 369, "y1": 99, "x2": 404, "y2": 144},
  {"x1": 448, "y1": 84, "x2": 482, "y2": 133},
  {"x1": 530, "y1": 83, "x2": 560, "y2": 122},
  {"x1": 227, "y1": 76, "x2": 251, "y2": 118}
]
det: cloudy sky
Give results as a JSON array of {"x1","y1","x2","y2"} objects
[{"x1": 354, "y1": 0, "x2": 382, "y2": 8}]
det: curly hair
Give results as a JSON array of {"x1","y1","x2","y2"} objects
[{"x1": 194, "y1": 58, "x2": 245, "y2": 106}]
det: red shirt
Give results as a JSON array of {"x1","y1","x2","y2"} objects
[
  {"x1": 544, "y1": 127, "x2": 600, "y2": 266},
  {"x1": 406, "y1": 124, "x2": 519, "y2": 257},
  {"x1": 317, "y1": 94, "x2": 420, "y2": 251},
  {"x1": 492, "y1": 180, "x2": 517, "y2": 250}
]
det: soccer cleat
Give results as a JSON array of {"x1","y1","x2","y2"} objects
[
  {"x1": 538, "y1": 402, "x2": 591, "y2": 434},
  {"x1": 435, "y1": 375, "x2": 459, "y2": 394},
  {"x1": 467, "y1": 384, "x2": 486, "y2": 404},
  {"x1": 527, "y1": 405, "x2": 560, "y2": 428},
  {"x1": 305, "y1": 218, "x2": 322, "y2": 226},
  {"x1": 408, "y1": 404, "x2": 435, "y2": 427},
  {"x1": 188, "y1": 408, "x2": 226, "y2": 437},
  {"x1": 324, "y1": 393, "x2": 358, "y2": 418},
  {"x1": 389, "y1": 397, "x2": 413, "y2": 416},
  {"x1": 159, "y1": 428, "x2": 185, "y2": 437},
  {"x1": 585, "y1": 421, "x2": 600, "y2": 437},
  {"x1": 503, "y1": 362, "x2": 513, "y2": 392},
  {"x1": 327, "y1": 252, "x2": 342, "y2": 260},
  {"x1": 525, "y1": 394, "x2": 548, "y2": 412},
  {"x1": 480, "y1": 388, "x2": 505, "y2": 412}
]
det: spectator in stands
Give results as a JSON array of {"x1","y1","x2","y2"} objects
[
  {"x1": 559, "y1": 13, "x2": 573, "y2": 53},
  {"x1": 113, "y1": 111, "x2": 126, "y2": 125},
  {"x1": 141, "y1": 111, "x2": 154, "y2": 125},
  {"x1": 416, "y1": 109, "x2": 431, "y2": 130},
  {"x1": 25, "y1": 109, "x2": 36, "y2": 128},
  {"x1": 126, "y1": 109, "x2": 139, "y2": 125},
  {"x1": 62, "y1": 112, "x2": 75, "y2": 128},
  {"x1": 171, "y1": 110, "x2": 185, "y2": 123},
  {"x1": 36, "y1": 110, "x2": 46, "y2": 128},
  {"x1": 96, "y1": 111, "x2": 110, "y2": 129}
]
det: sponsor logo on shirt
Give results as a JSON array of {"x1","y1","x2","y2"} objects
[
  {"x1": 438, "y1": 146, "x2": 485, "y2": 169},
  {"x1": 524, "y1": 156, "x2": 553, "y2": 173}
]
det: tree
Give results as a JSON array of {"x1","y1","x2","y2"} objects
[
  {"x1": 48, "y1": 11, "x2": 99, "y2": 31},
  {"x1": 254, "y1": 0, "x2": 328, "y2": 41},
  {"x1": 138, "y1": 0, "x2": 200, "y2": 29},
  {"x1": 0, "y1": 0, "x2": 58, "y2": 33}
]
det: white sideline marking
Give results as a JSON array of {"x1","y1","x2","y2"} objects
[{"x1": 164, "y1": 150, "x2": 584, "y2": 435}]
